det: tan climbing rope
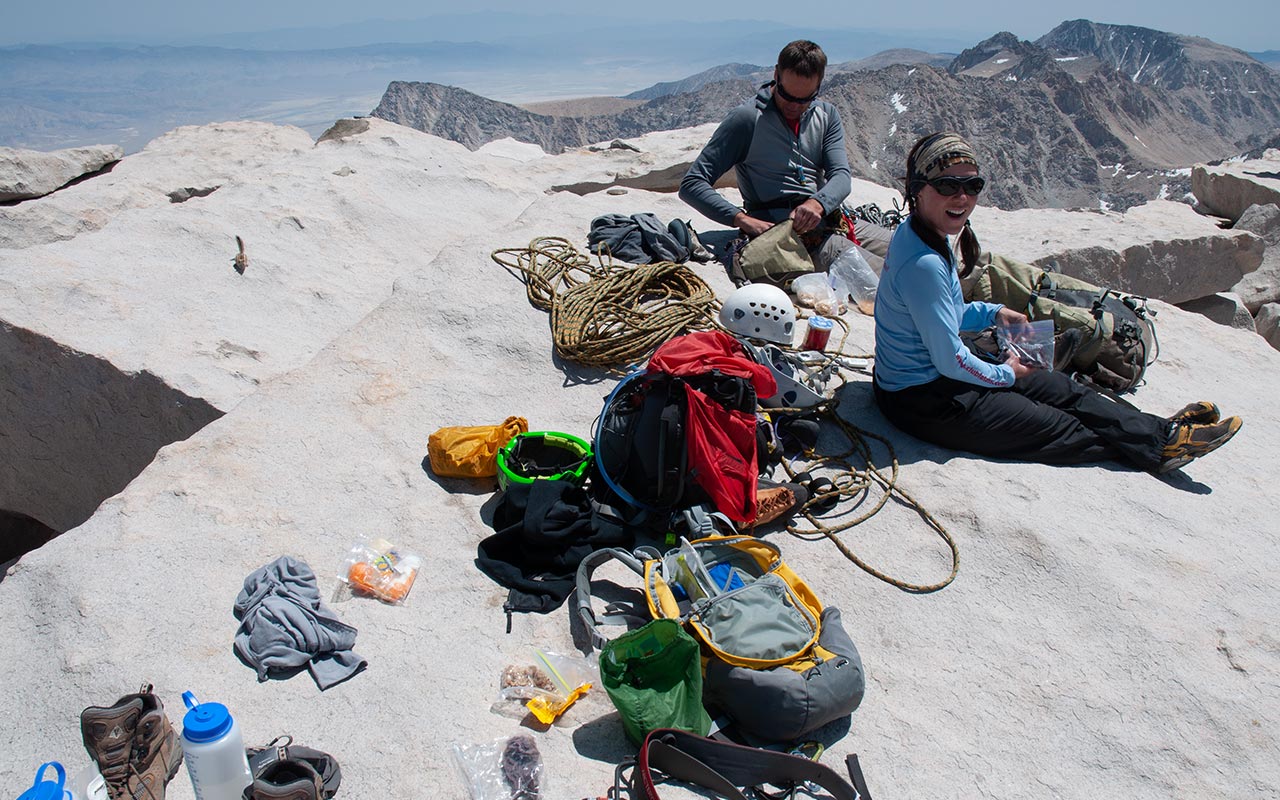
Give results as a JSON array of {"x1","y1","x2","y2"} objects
[{"x1": 491, "y1": 237, "x2": 719, "y2": 370}]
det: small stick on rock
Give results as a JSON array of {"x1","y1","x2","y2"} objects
[{"x1": 233, "y1": 236, "x2": 248, "y2": 275}]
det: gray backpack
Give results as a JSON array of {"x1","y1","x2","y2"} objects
[{"x1": 576, "y1": 528, "x2": 865, "y2": 742}]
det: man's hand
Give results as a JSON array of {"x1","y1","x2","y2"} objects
[
  {"x1": 733, "y1": 211, "x2": 774, "y2": 238},
  {"x1": 789, "y1": 198, "x2": 826, "y2": 235},
  {"x1": 996, "y1": 306, "x2": 1029, "y2": 326}
]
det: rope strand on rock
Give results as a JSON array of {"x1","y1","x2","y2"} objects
[
  {"x1": 779, "y1": 399, "x2": 959, "y2": 593},
  {"x1": 766, "y1": 313, "x2": 958, "y2": 593}
]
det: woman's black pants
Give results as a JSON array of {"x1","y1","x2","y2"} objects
[{"x1": 873, "y1": 369, "x2": 1169, "y2": 471}]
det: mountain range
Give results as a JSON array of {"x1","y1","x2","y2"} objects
[{"x1": 373, "y1": 19, "x2": 1280, "y2": 212}]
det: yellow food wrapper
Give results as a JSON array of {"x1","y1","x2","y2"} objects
[{"x1": 525, "y1": 682, "x2": 592, "y2": 724}]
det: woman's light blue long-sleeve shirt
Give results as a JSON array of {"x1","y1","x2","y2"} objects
[{"x1": 873, "y1": 219, "x2": 1014, "y2": 392}]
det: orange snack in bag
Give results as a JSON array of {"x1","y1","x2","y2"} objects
[{"x1": 348, "y1": 560, "x2": 417, "y2": 603}]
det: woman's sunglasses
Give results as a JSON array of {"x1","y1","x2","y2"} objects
[{"x1": 927, "y1": 176, "x2": 986, "y2": 196}]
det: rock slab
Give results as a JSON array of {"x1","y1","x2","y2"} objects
[
  {"x1": 1177, "y1": 292, "x2": 1257, "y2": 331},
  {"x1": 1256, "y1": 302, "x2": 1280, "y2": 351},
  {"x1": 2, "y1": 120, "x2": 1279, "y2": 800},
  {"x1": 974, "y1": 201, "x2": 1264, "y2": 304},
  {"x1": 0, "y1": 144, "x2": 124, "y2": 201},
  {"x1": 1229, "y1": 203, "x2": 1280, "y2": 313},
  {"x1": 1191, "y1": 149, "x2": 1280, "y2": 222}
]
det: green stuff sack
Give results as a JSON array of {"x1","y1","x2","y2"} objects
[{"x1": 599, "y1": 619, "x2": 711, "y2": 746}]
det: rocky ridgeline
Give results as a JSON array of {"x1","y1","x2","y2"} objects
[
  {"x1": 372, "y1": 80, "x2": 748, "y2": 156},
  {"x1": 2, "y1": 118, "x2": 1278, "y2": 800},
  {"x1": 372, "y1": 19, "x2": 1280, "y2": 213},
  {"x1": 622, "y1": 62, "x2": 763, "y2": 101}
]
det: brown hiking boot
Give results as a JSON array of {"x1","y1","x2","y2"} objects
[
  {"x1": 1170, "y1": 401, "x2": 1220, "y2": 426},
  {"x1": 82, "y1": 684, "x2": 184, "y2": 800},
  {"x1": 1158, "y1": 416, "x2": 1242, "y2": 474}
]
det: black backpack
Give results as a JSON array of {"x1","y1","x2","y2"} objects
[{"x1": 593, "y1": 370, "x2": 758, "y2": 529}]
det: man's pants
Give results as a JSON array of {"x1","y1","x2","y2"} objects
[
  {"x1": 813, "y1": 218, "x2": 892, "y2": 274},
  {"x1": 872, "y1": 369, "x2": 1169, "y2": 471}
]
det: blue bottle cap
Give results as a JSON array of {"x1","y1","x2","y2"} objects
[
  {"x1": 181, "y1": 691, "x2": 233, "y2": 743},
  {"x1": 17, "y1": 762, "x2": 68, "y2": 800}
]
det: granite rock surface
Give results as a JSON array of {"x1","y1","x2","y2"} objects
[
  {"x1": 2, "y1": 119, "x2": 1277, "y2": 800},
  {"x1": 1191, "y1": 150, "x2": 1280, "y2": 222},
  {"x1": 973, "y1": 201, "x2": 1264, "y2": 304},
  {"x1": 1229, "y1": 203, "x2": 1280, "y2": 313}
]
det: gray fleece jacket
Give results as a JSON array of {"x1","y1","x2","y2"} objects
[
  {"x1": 233, "y1": 555, "x2": 366, "y2": 690},
  {"x1": 679, "y1": 83, "x2": 852, "y2": 227}
]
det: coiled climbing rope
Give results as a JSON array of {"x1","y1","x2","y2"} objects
[{"x1": 491, "y1": 236, "x2": 719, "y2": 370}]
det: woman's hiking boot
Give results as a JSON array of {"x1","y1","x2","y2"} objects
[
  {"x1": 80, "y1": 684, "x2": 183, "y2": 800},
  {"x1": 1170, "y1": 401, "x2": 1220, "y2": 426},
  {"x1": 1158, "y1": 416, "x2": 1242, "y2": 474}
]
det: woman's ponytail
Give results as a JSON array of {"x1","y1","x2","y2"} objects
[{"x1": 958, "y1": 219, "x2": 981, "y2": 278}]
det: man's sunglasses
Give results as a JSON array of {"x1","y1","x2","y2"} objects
[
  {"x1": 774, "y1": 80, "x2": 820, "y2": 105},
  {"x1": 927, "y1": 176, "x2": 986, "y2": 196}
]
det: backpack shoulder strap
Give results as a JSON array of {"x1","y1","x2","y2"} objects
[
  {"x1": 575, "y1": 547, "x2": 652, "y2": 652},
  {"x1": 680, "y1": 504, "x2": 738, "y2": 539},
  {"x1": 629, "y1": 728, "x2": 872, "y2": 800}
]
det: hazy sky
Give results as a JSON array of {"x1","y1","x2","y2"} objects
[{"x1": 3, "y1": 0, "x2": 1277, "y2": 52}]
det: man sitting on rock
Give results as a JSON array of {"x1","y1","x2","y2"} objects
[{"x1": 679, "y1": 39, "x2": 889, "y2": 278}]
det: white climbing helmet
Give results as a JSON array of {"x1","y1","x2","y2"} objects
[
  {"x1": 718, "y1": 283, "x2": 796, "y2": 345},
  {"x1": 742, "y1": 341, "x2": 834, "y2": 409}
]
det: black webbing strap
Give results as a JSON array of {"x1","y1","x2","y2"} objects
[
  {"x1": 626, "y1": 728, "x2": 871, "y2": 800},
  {"x1": 744, "y1": 196, "x2": 806, "y2": 213}
]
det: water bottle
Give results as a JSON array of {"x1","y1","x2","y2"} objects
[
  {"x1": 68, "y1": 767, "x2": 107, "y2": 800},
  {"x1": 17, "y1": 762, "x2": 72, "y2": 800},
  {"x1": 828, "y1": 245, "x2": 879, "y2": 316},
  {"x1": 180, "y1": 692, "x2": 253, "y2": 800}
]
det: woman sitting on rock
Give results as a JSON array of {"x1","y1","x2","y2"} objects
[{"x1": 872, "y1": 131, "x2": 1241, "y2": 473}]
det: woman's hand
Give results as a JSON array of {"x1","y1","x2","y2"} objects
[
  {"x1": 996, "y1": 306, "x2": 1029, "y2": 326},
  {"x1": 1004, "y1": 350, "x2": 1034, "y2": 380}
]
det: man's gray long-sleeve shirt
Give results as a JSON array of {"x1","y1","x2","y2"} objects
[{"x1": 679, "y1": 84, "x2": 852, "y2": 227}]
